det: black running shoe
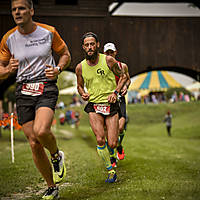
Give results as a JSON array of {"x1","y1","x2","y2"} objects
[
  {"x1": 42, "y1": 186, "x2": 59, "y2": 199},
  {"x1": 110, "y1": 157, "x2": 117, "y2": 168}
]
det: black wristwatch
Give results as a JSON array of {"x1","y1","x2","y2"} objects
[{"x1": 113, "y1": 90, "x2": 119, "y2": 96}]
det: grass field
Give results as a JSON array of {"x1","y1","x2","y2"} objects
[{"x1": 0, "y1": 101, "x2": 200, "y2": 200}]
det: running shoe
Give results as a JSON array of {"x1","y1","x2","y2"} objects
[
  {"x1": 110, "y1": 157, "x2": 117, "y2": 168},
  {"x1": 105, "y1": 170, "x2": 117, "y2": 183},
  {"x1": 42, "y1": 186, "x2": 59, "y2": 200},
  {"x1": 117, "y1": 145, "x2": 125, "y2": 160},
  {"x1": 51, "y1": 151, "x2": 66, "y2": 184}
]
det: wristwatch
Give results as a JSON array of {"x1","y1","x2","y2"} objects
[
  {"x1": 55, "y1": 66, "x2": 62, "y2": 74},
  {"x1": 113, "y1": 90, "x2": 119, "y2": 96}
]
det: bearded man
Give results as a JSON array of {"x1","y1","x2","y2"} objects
[{"x1": 75, "y1": 32, "x2": 127, "y2": 183}]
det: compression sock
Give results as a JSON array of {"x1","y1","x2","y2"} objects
[
  {"x1": 97, "y1": 144, "x2": 112, "y2": 170},
  {"x1": 118, "y1": 131, "x2": 125, "y2": 146},
  {"x1": 106, "y1": 141, "x2": 117, "y2": 159}
]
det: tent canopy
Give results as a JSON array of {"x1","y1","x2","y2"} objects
[
  {"x1": 186, "y1": 82, "x2": 200, "y2": 92},
  {"x1": 129, "y1": 70, "x2": 182, "y2": 92}
]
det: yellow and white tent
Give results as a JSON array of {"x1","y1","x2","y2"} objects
[{"x1": 129, "y1": 70, "x2": 182, "y2": 94}]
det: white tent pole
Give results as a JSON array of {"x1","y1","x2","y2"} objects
[{"x1": 10, "y1": 113, "x2": 14, "y2": 163}]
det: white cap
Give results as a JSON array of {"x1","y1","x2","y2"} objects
[{"x1": 103, "y1": 43, "x2": 116, "y2": 52}]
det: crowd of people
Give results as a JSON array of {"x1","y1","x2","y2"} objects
[
  {"x1": 59, "y1": 110, "x2": 80, "y2": 129},
  {"x1": 170, "y1": 91, "x2": 196, "y2": 103},
  {"x1": 128, "y1": 90, "x2": 198, "y2": 104}
]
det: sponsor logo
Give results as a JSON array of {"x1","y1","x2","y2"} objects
[
  {"x1": 25, "y1": 36, "x2": 49, "y2": 47},
  {"x1": 58, "y1": 167, "x2": 65, "y2": 179},
  {"x1": 97, "y1": 68, "x2": 105, "y2": 75}
]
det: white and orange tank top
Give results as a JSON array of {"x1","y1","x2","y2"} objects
[{"x1": 0, "y1": 22, "x2": 66, "y2": 83}]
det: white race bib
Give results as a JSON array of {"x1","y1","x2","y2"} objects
[
  {"x1": 93, "y1": 104, "x2": 110, "y2": 115},
  {"x1": 21, "y1": 83, "x2": 44, "y2": 96}
]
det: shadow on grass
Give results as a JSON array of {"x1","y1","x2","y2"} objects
[
  {"x1": 59, "y1": 181, "x2": 124, "y2": 200},
  {"x1": 81, "y1": 134, "x2": 96, "y2": 149},
  {"x1": 172, "y1": 135, "x2": 200, "y2": 140},
  {"x1": 75, "y1": 128, "x2": 96, "y2": 150},
  {"x1": 0, "y1": 135, "x2": 27, "y2": 143}
]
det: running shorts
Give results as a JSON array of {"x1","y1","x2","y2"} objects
[
  {"x1": 119, "y1": 95, "x2": 126, "y2": 119},
  {"x1": 15, "y1": 82, "x2": 58, "y2": 125}
]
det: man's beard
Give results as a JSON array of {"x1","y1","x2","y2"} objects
[{"x1": 85, "y1": 49, "x2": 98, "y2": 61}]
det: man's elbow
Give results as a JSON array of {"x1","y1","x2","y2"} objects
[
  {"x1": 64, "y1": 53, "x2": 71, "y2": 68},
  {"x1": 123, "y1": 74, "x2": 128, "y2": 82},
  {"x1": 67, "y1": 53, "x2": 71, "y2": 66}
]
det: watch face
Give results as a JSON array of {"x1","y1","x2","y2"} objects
[{"x1": 56, "y1": 66, "x2": 62, "y2": 73}]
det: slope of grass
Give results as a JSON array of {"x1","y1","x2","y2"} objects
[{"x1": 0, "y1": 101, "x2": 199, "y2": 200}]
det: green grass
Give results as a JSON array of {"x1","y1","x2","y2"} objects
[{"x1": 0, "y1": 101, "x2": 200, "y2": 200}]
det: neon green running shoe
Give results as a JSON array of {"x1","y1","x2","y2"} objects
[
  {"x1": 51, "y1": 151, "x2": 66, "y2": 184},
  {"x1": 42, "y1": 186, "x2": 59, "y2": 199}
]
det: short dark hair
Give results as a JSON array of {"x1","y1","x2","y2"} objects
[
  {"x1": 82, "y1": 32, "x2": 99, "y2": 44},
  {"x1": 11, "y1": 0, "x2": 33, "y2": 9}
]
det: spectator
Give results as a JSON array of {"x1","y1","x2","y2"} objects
[
  {"x1": 59, "y1": 113, "x2": 65, "y2": 125},
  {"x1": 163, "y1": 111, "x2": 172, "y2": 137}
]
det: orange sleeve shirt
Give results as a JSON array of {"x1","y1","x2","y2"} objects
[{"x1": 0, "y1": 23, "x2": 67, "y2": 83}]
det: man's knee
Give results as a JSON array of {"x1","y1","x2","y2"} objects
[
  {"x1": 108, "y1": 140, "x2": 118, "y2": 149},
  {"x1": 28, "y1": 137, "x2": 42, "y2": 152},
  {"x1": 33, "y1": 126, "x2": 50, "y2": 139},
  {"x1": 96, "y1": 136, "x2": 105, "y2": 146}
]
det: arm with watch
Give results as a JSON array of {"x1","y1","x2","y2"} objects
[
  {"x1": 55, "y1": 45, "x2": 71, "y2": 75},
  {"x1": 107, "y1": 60, "x2": 127, "y2": 103},
  {"x1": 107, "y1": 73, "x2": 127, "y2": 103},
  {"x1": 45, "y1": 45, "x2": 71, "y2": 80},
  {"x1": 119, "y1": 63, "x2": 131, "y2": 96}
]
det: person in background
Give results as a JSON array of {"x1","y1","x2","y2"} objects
[
  {"x1": 59, "y1": 112, "x2": 65, "y2": 125},
  {"x1": 73, "y1": 110, "x2": 80, "y2": 129},
  {"x1": 163, "y1": 111, "x2": 172, "y2": 137},
  {"x1": 0, "y1": 0, "x2": 71, "y2": 199},
  {"x1": 76, "y1": 32, "x2": 127, "y2": 183},
  {"x1": 103, "y1": 42, "x2": 131, "y2": 167}
]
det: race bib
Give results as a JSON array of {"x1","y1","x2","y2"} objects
[
  {"x1": 93, "y1": 104, "x2": 110, "y2": 115},
  {"x1": 21, "y1": 83, "x2": 44, "y2": 96}
]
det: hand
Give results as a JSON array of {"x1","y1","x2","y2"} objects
[
  {"x1": 81, "y1": 93, "x2": 90, "y2": 101},
  {"x1": 8, "y1": 54, "x2": 19, "y2": 73},
  {"x1": 121, "y1": 85, "x2": 128, "y2": 96},
  {"x1": 108, "y1": 93, "x2": 117, "y2": 103},
  {"x1": 45, "y1": 65, "x2": 59, "y2": 80}
]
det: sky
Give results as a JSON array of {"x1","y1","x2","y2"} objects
[{"x1": 109, "y1": 3, "x2": 200, "y2": 17}]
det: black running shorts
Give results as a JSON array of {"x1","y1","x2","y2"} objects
[
  {"x1": 119, "y1": 96, "x2": 127, "y2": 119},
  {"x1": 16, "y1": 82, "x2": 58, "y2": 125},
  {"x1": 84, "y1": 101, "x2": 120, "y2": 117}
]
